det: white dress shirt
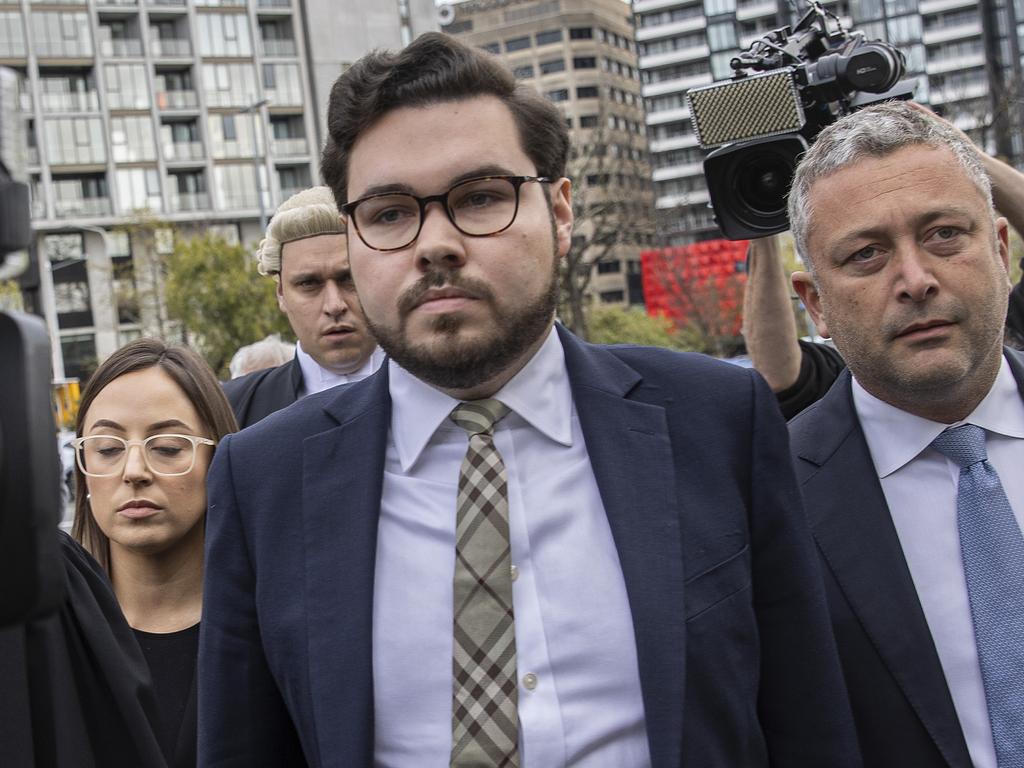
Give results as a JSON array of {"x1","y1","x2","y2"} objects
[
  {"x1": 295, "y1": 341, "x2": 384, "y2": 396},
  {"x1": 372, "y1": 327, "x2": 651, "y2": 768},
  {"x1": 852, "y1": 358, "x2": 1024, "y2": 768}
]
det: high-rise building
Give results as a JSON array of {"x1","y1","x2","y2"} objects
[
  {"x1": 446, "y1": 0, "x2": 655, "y2": 318},
  {"x1": 4, "y1": 0, "x2": 435, "y2": 381},
  {"x1": 632, "y1": 0, "x2": 1022, "y2": 244}
]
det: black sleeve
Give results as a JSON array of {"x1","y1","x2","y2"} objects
[
  {"x1": 775, "y1": 340, "x2": 847, "y2": 421},
  {"x1": 1006, "y1": 259, "x2": 1024, "y2": 349}
]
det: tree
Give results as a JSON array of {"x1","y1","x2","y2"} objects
[
  {"x1": 586, "y1": 305, "x2": 696, "y2": 350},
  {"x1": 164, "y1": 232, "x2": 292, "y2": 377},
  {"x1": 647, "y1": 245, "x2": 748, "y2": 358},
  {"x1": 561, "y1": 99, "x2": 655, "y2": 339}
]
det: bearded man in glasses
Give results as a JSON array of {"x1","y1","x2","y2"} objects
[{"x1": 200, "y1": 32, "x2": 857, "y2": 768}]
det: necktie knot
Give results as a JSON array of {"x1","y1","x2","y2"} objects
[
  {"x1": 450, "y1": 398, "x2": 510, "y2": 437},
  {"x1": 931, "y1": 423, "x2": 989, "y2": 469}
]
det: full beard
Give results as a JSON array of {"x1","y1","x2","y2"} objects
[{"x1": 365, "y1": 258, "x2": 560, "y2": 392}]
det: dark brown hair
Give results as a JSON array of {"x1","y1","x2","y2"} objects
[
  {"x1": 71, "y1": 338, "x2": 238, "y2": 572},
  {"x1": 320, "y1": 31, "x2": 570, "y2": 207}
]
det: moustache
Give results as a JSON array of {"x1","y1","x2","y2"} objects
[{"x1": 397, "y1": 269, "x2": 494, "y2": 316}]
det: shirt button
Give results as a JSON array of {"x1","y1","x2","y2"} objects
[
  {"x1": 523, "y1": 673, "x2": 537, "y2": 690},
  {"x1": 510, "y1": 564, "x2": 519, "y2": 582}
]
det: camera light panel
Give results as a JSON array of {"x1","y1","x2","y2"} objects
[{"x1": 687, "y1": 70, "x2": 806, "y2": 149}]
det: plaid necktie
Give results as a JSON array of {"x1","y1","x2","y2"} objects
[
  {"x1": 449, "y1": 399, "x2": 519, "y2": 768},
  {"x1": 932, "y1": 424, "x2": 1024, "y2": 767}
]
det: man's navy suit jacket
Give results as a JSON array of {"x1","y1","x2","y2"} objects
[
  {"x1": 222, "y1": 355, "x2": 303, "y2": 429},
  {"x1": 200, "y1": 326, "x2": 859, "y2": 767},
  {"x1": 788, "y1": 348, "x2": 1024, "y2": 768}
]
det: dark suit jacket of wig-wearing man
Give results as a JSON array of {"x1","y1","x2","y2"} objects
[
  {"x1": 789, "y1": 348, "x2": 1024, "y2": 768},
  {"x1": 200, "y1": 324, "x2": 861, "y2": 768},
  {"x1": 222, "y1": 355, "x2": 302, "y2": 429}
]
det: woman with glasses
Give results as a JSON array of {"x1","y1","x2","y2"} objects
[{"x1": 71, "y1": 338, "x2": 237, "y2": 768}]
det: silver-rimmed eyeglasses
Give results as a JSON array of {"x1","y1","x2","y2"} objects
[
  {"x1": 341, "y1": 175, "x2": 552, "y2": 252},
  {"x1": 72, "y1": 434, "x2": 216, "y2": 478}
]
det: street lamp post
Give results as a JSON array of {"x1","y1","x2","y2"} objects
[
  {"x1": 40, "y1": 223, "x2": 118, "y2": 380},
  {"x1": 239, "y1": 97, "x2": 271, "y2": 233}
]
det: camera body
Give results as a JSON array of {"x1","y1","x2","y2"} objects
[{"x1": 687, "y1": 1, "x2": 914, "y2": 240}]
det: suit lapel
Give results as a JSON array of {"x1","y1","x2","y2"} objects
[
  {"x1": 558, "y1": 327, "x2": 685, "y2": 768},
  {"x1": 301, "y1": 368, "x2": 391, "y2": 766},
  {"x1": 796, "y1": 373, "x2": 972, "y2": 767}
]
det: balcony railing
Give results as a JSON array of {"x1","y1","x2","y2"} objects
[
  {"x1": 27, "y1": 146, "x2": 39, "y2": 166},
  {"x1": 147, "y1": 0, "x2": 186, "y2": 5},
  {"x1": 40, "y1": 91, "x2": 100, "y2": 113},
  {"x1": 34, "y1": 41, "x2": 93, "y2": 58},
  {"x1": 278, "y1": 186, "x2": 305, "y2": 204},
  {"x1": 54, "y1": 197, "x2": 112, "y2": 217},
  {"x1": 0, "y1": 43, "x2": 26, "y2": 58},
  {"x1": 214, "y1": 140, "x2": 262, "y2": 160},
  {"x1": 106, "y1": 91, "x2": 150, "y2": 110},
  {"x1": 100, "y1": 38, "x2": 144, "y2": 57},
  {"x1": 168, "y1": 191, "x2": 211, "y2": 212},
  {"x1": 97, "y1": 0, "x2": 138, "y2": 6},
  {"x1": 204, "y1": 91, "x2": 249, "y2": 108},
  {"x1": 271, "y1": 136, "x2": 307, "y2": 156},
  {"x1": 263, "y1": 87, "x2": 303, "y2": 107},
  {"x1": 163, "y1": 141, "x2": 204, "y2": 161},
  {"x1": 150, "y1": 38, "x2": 192, "y2": 57},
  {"x1": 31, "y1": 196, "x2": 46, "y2": 219},
  {"x1": 260, "y1": 38, "x2": 297, "y2": 57},
  {"x1": 257, "y1": 0, "x2": 291, "y2": 7},
  {"x1": 155, "y1": 90, "x2": 198, "y2": 110}
]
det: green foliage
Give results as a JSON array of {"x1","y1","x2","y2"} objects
[
  {"x1": 586, "y1": 306, "x2": 699, "y2": 351},
  {"x1": 164, "y1": 232, "x2": 292, "y2": 377},
  {"x1": 0, "y1": 279, "x2": 24, "y2": 312}
]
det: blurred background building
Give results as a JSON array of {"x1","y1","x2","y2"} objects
[
  {"x1": 444, "y1": 0, "x2": 655, "y2": 325},
  {"x1": 3, "y1": 0, "x2": 435, "y2": 381}
]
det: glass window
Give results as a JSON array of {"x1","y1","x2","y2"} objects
[
  {"x1": 579, "y1": 114, "x2": 599, "y2": 128},
  {"x1": 545, "y1": 89, "x2": 569, "y2": 102},
  {"x1": 505, "y1": 36, "x2": 530, "y2": 52},
  {"x1": 480, "y1": 42, "x2": 499, "y2": 54},
  {"x1": 570, "y1": 27, "x2": 593, "y2": 39},
  {"x1": 573, "y1": 56, "x2": 596, "y2": 69},
  {"x1": 513, "y1": 65, "x2": 534, "y2": 78},
  {"x1": 708, "y1": 22, "x2": 737, "y2": 52},
  {"x1": 704, "y1": 0, "x2": 736, "y2": 16},
  {"x1": 576, "y1": 85, "x2": 599, "y2": 98},
  {"x1": 535, "y1": 29, "x2": 563, "y2": 46},
  {"x1": 197, "y1": 12, "x2": 253, "y2": 57},
  {"x1": 540, "y1": 58, "x2": 566, "y2": 74},
  {"x1": 110, "y1": 116, "x2": 156, "y2": 163}
]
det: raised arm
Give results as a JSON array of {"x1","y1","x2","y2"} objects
[{"x1": 742, "y1": 235, "x2": 802, "y2": 392}]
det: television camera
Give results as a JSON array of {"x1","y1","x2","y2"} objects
[{"x1": 687, "y1": 0, "x2": 915, "y2": 239}]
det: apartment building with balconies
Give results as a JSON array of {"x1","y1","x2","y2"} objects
[{"x1": 2, "y1": 0, "x2": 435, "y2": 380}]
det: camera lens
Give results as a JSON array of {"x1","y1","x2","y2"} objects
[{"x1": 735, "y1": 155, "x2": 793, "y2": 217}]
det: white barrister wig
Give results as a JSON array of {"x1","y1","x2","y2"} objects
[{"x1": 255, "y1": 186, "x2": 346, "y2": 276}]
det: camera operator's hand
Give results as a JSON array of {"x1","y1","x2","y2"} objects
[{"x1": 742, "y1": 234, "x2": 803, "y2": 392}]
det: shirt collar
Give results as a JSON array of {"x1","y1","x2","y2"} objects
[
  {"x1": 389, "y1": 325, "x2": 574, "y2": 472},
  {"x1": 296, "y1": 341, "x2": 385, "y2": 396},
  {"x1": 852, "y1": 355, "x2": 1024, "y2": 478}
]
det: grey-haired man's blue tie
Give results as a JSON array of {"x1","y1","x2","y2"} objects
[{"x1": 931, "y1": 424, "x2": 1024, "y2": 767}]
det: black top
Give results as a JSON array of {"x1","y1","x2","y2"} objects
[
  {"x1": 0, "y1": 533, "x2": 165, "y2": 767},
  {"x1": 221, "y1": 355, "x2": 303, "y2": 429},
  {"x1": 134, "y1": 623, "x2": 199, "y2": 768},
  {"x1": 776, "y1": 339, "x2": 847, "y2": 420}
]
